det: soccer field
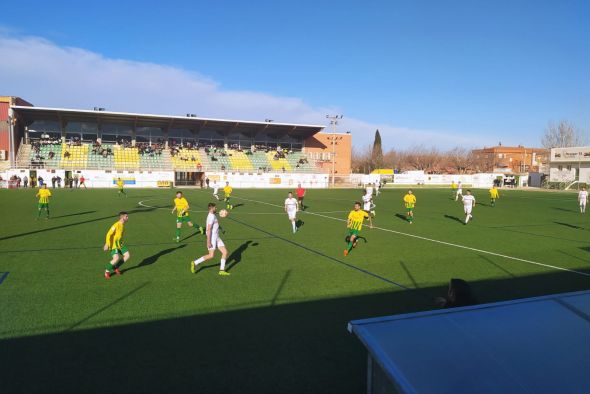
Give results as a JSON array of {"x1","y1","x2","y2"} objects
[{"x1": 2, "y1": 186, "x2": 590, "y2": 393}]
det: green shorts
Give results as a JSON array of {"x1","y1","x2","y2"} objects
[
  {"x1": 406, "y1": 207, "x2": 414, "y2": 212},
  {"x1": 176, "y1": 215, "x2": 192, "y2": 223},
  {"x1": 38, "y1": 203, "x2": 49, "y2": 209},
  {"x1": 110, "y1": 246, "x2": 129, "y2": 256},
  {"x1": 348, "y1": 229, "x2": 360, "y2": 237}
]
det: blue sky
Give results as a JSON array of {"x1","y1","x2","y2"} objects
[{"x1": 1, "y1": 0, "x2": 589, "y2": 149}]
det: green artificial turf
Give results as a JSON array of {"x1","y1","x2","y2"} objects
[{"x1": 1, "y1": 186, "x2": 590, "y2": 393}]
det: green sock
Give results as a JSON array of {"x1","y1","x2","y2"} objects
[
  {"x1": 105, "y1": 263, "x2": 114, "y2": 273},
  {"x1": 347, "y1": 241, "x2": 353, "y2": 252},
  {"x1": 176, "y1": 228, "x2": 181, "y2": 238},
  {"x1": 46, "y1": 208, "x2": 50, "y2": 217}
]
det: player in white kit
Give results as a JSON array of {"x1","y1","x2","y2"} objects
[
  {"x1": 190, "y1": 203, "x2": 230, "y2": 276},
  {"x1": 579, "y1": 187, "x2": 588, "y2": 213},
  {"x1": 462, "y1": 190, "x2": 476, "y2": 224},
  {"x1": 212, "y1": 181, "x2": 220, "y2": 200},
  {"x1": 366, "y1": 184, "x2": 374, "y2": 197},
  {"x1": 455, "y1": 181, "x2": 463, "y2": 201},
  {"x1": 362, "y1": 193, "x2": 374, "y2": 228},
  {"x1": 284, "y1": 192, "x2": 299, "y2": 233}
]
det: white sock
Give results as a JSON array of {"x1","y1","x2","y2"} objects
[
  {"x1": 220, "y1": 258, "x2": 226, "y2": 271},
  {"x1": 194, "y1": 257, "x2": 205, "y2": 267},
  {"x1": 465, "y1": 215, "x2": 470, "y2": 223},
  {"x1": 292, "y1": 221, "x2": 296, "y2": 231}
]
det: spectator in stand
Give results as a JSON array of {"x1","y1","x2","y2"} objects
[{"x1": 64, "y1": 150, "x2": 71, "y2": 158}]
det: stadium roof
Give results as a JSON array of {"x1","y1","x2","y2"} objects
[{"x1": 11, "y1": 106, "x2": 325, "y2": 139}]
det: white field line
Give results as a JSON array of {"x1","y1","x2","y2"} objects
[{"x1": 230, "y1": 195, "x2": 590, "y2": 278}]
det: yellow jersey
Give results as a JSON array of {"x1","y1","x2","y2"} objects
[
  {"x1": 174, "y1": 197, "x2": 189, "y2": 217},
  {"x1": 116, "y1": 179, "x2": 124, "y2": 189},
  {"x1": 223, "y1": 185, "x2": 233, "y2": 196},
  {"x1": 37, "y1": 189, "x2": 52, "y2": 204},
  {"x1": 403, "y1": 194, "x2": 416, "y2": 208},
  {"x1": 105, "y1": 221, "x2": 125, "y2": 250},
  {"x1": 348, "y1": 210, "x2": 369, "y2": 231},
  {"x1": 451, "y1": 183, "x2": 457, "y2": 190},
  {"x1": 489, "y1": 188, "x2": 499, "y2": 198}
]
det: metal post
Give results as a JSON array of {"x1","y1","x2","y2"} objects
[{"x1": 326, "y1": 115, "x2": 343, "y2": 187}]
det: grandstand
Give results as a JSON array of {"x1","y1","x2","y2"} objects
[{"x1": 4, "y1": 104, "x2": 336, "y2": 180}]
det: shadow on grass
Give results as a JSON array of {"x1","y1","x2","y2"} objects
[
  {"x1": 553, "y1": 207, "x2": 578, "y2": 213},
  {"x1": 0, "y1": 207, "x2": 156, "y2": 242},
  {"x1": 122, "y1": 244, "x2": 187, "y2": 273},
  {"x1": 554, "y1": 221, "x2": 585, "y2": 230},
  {"x1": 443, "y1": 214, "x2": 464, "y2": 224},
  {"x1": 3, "y1": 269, "x2": 590, "y2": 393},
  {"x1": 296, "y1": 219, "x2": 305, "y2": 229},
  {"x1": 226, "y1": 240, "x2": 257, "y2": 272},
  {"x1": 394, "y1": 213, "x2": 408, "y2": 222},
  {"x1": 50, "y1": 210, "x2": 97, "y2": 219}
]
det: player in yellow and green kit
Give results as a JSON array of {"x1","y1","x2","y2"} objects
[
  {"x1": 36, "y1": 184, "x2": 52, "y2": 219},
  {"x1": 489, "y1": 185, "x2": 499, "y2": 207},
  {"x1": 116, "y1": 177, "x2": 127, "y2": 197},
  {"x1": 344, "y1": 202, "x2": 369, "y2": 256},
  {"x1": 103, "y1": 211, "x2": 130, "y2": 279},
  {"x1": 223, "y1": 182, "x2": 233, "y2": 210},
  {"x1": 450, "y1": 181, "x2": 457, "y2": 199},
  {"x1": 171, "y1": 191, "x2": 204, "y2": 242},
  {"x1": 403, "y1": 189, "x2": 416, "y2": 223}
]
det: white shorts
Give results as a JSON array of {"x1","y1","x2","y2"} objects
[
  {"x1": 457, "y1": 189, "x2": 463, "y2": 195},
  {"x1": 287, "y1": 210, "x2": 297, "y2": 220},
  {"x1": 208, "y1": 234, "x2": 225, "y2": 250},
  {"x1": 213, "y1": 189, "x2": 219, "y2": 195},
  {"x1": 363, "y1": 203, "x2": 371, "y2": 211},
  {"x1": 464, "y1": 206, "x2": 472, "y2": 215}
]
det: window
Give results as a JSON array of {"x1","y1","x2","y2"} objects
[
  {"x1": 567, "y1": 165, "x2": 572, "y2": 171},
  {"x1": 558, "y1": 165, "x2": 563, "y2": 171}
]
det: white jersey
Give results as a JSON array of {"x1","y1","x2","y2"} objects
[
  {"x1": 579, "y1": 191, "x2": 588, "y2": 203},
  {"x1": 285, "y1": 197, "x2": 298, "y2": 212},
  {"x1": 213, "y1": 184, "x2": 219, "y2": 194},
  {"x1": 366, "y1": 186, "x2": 373, "y2": 196},
  {"x1": 362, "y1": 194, "x2": 372, "y2": 211},
  {"x1": 206, "y1": 212, "x2": 224, "y2": 249},
  {"x1": 462, "y1": 195, "x2": 475, "y2": 212}
]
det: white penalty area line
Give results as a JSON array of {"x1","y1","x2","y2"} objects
[{"x1": 231, "y1": 195, "x2": 590, "y2": 279}]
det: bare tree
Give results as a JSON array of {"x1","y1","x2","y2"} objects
[
  {"x1": 446, "y1": 147, "x2": 474, "y2": 174},
  {"x1": 351, "y1": 145, "x2": 373, "y2": 173},
  {"x1": 542, "y1": 120, "x2": 587, "y2": 148}
]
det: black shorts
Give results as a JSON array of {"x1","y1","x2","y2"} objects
[{"x1": 298, "y1": 196, "x2": 304, "y2": 201}]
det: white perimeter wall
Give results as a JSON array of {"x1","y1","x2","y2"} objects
[
  {"x1": 392, "y1": 172, "x2": 507, "y2": 188},
  {"x1": 0, "y1": 169, "x2": 329, "y2": 188}
]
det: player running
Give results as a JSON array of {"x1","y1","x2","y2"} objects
[
  {"x1": 296, "y1": 184, "x2": 306, "y2": 211},
  {"x1": 455, "y1": 181, "x2": 463, "y2": 201},
  {"x1": 171, "y1": 191, "x2": 204, "y2": 242},
  {"x1": 223, "y1": 182, "x2": 233, "y2": 210},
  {"x1": 451, "y1": 181, "x2": 457, "y2": 198},
  {"x1": 489, "y1": 185, "x2": 500, "y2": 207},
  {"x1": 362, "y1": 192, "x2": 374, "y2": 228},
  {"x1": 212, "y1": 181, "x2": 220, "y2": 200},
  {"x1": 579, "y1": 187, "x2": 588, "y2": 213},
  {"x1": 284, "y1": 192, "x2": 299, "y2": 233},
  {"x1": 36, "y1": 184, "x2": 52, "y2": 219},
  {"x1": 103, "y1": 211, "x2": 130, "y2": 279},
  {"x1": 116, "y1": 177, "x2": 127, "y2": 197},
  {"x1": 190, "y1": 203, "x2": 230, "y2": 276},
  {"x1": 462, "y1": 190, "x2": 476, "y2": 224},
  {"x1": 344, "y1": 202, "x2": 369, "y2": 256},
  {"x1": 403, "y1": 189, "x2": 416, "y2": 223}
]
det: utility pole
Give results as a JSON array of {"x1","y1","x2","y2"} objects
[{"x1": 326, "y1": 114, "x2": 343, "y2": 187}]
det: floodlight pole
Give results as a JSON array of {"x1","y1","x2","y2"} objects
[{"x1": 326, "y1": 114, "x2": 343, "y2": 187}]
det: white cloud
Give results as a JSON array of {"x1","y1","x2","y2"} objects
[{"x1": 0, "y1": 34, "x2": 488, "y2": 149}]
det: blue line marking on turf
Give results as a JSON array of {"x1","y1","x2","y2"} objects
[{"x1": 0, "y1": 272, "x2": 9, "y2": 285}]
